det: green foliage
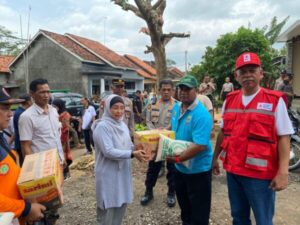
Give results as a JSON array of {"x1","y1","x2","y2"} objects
[
  {"x1": 190, "y1": 15, "x2": 290, "y2": 91},
  {"x1": 135, "y1": 123, "x2": 147, "y2": 131},
  {"x1": 264, "y1": 16, "x2": 289, "y2": 45},
  {"x1": 190, "y1": 27, "x2": 275, "y2": 92},
  {"x1": 0, "y1": 25, "x2": 24, "y2": 55},
  {"x1": 166, "y1": 58, "x2": 176, "y2": 66}
]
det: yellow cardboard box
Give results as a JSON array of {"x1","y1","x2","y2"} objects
[
  {"x1": 17, "y1": 149, "x2": 63, "y2": 209},
  {"x1": 134, "y1": 130, "x2": 175, "y2": 160}
]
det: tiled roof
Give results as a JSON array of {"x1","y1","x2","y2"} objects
[
  {"x1": 136, "y1": 69, "x2": 156, "y2": 80},
  {"x1": 124, "y1": 54, "x2": 157, "y2": 76},
  {"x1": 168, "y1": 67, "x2": 185, "y2": 77},
  {"x1": 40, "y1": 30, "x2": 103, "y2": 63},
  {"x1": 66, "y1": 34, "x2": 136, "y2": 69},
  {"x1": 0, "y1": 56, "x2": 15, "y2": 73}
]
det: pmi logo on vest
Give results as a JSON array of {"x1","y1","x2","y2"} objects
[{"x1": 257, "y1": 103, "x2": 273, "y2": 111}]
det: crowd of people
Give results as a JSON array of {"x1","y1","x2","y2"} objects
[{"x1": 0, "y1": 52, "x2": 294, "y2": 225}]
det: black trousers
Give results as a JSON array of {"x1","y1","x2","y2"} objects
[
  {"x1": 83, "y1": 129, "x2": 93, "y2": 152},
  {"x1": 15, "y1": 147, "x2": 24, "y2": 166},
  {"x1": 175, "y1": 169, "x2": 212, "y2": 225},
  {"x1": 145, "y1": 160, "x2": 175, "y2": 195}
]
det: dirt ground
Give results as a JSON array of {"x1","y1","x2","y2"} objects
[{"x1": 56, "y1": 154, "x2": 300, "y2": 225}]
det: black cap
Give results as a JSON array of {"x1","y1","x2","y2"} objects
[
  {"x1": 19, "y1": 93, "x2": 31, "y2": 102},
  {"x1": 0, "y1": 86, "x2": 25, "y2": 105}
]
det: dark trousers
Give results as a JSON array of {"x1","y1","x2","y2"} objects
[
  {"x1": 145, "y1": 160, "x2": 175, "y2": 195},
  {"x1": 175, "y1": 169, "x2": 212, "y2": 225},
  {"x1": 83, "y1": 129, "x2": 93, "y2": 152},
  {"x1": 16, "y1": 147, "x2": 24, "y2": 166}
]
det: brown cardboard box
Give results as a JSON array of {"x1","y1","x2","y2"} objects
[
  {"x1": 17, "y1": 149, "x2": 63, "y2": 209},
  {"x1": 134, "y1": 130, "x2": 175, "y2": 160}
]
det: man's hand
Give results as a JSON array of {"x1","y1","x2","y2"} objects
[
  {"x1": 269, "y1": 172, "x2": 288, "y2": 191},
  {"x1": 166, "y1": 156, "x2": 177, "y2": 163},
  {"x1": 212, "y1": 158, "x2": 221, "y2": 175},
  {"x1": 26, "y1": 203, "x2": 46, "y2": 223}
]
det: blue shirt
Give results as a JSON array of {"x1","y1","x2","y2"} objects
[
  {"x1": 13, "y1": 106, "x2": 25, "y2": 151},
  {"x1": 171, "y1": 99, "x2": 213, "y2": 174}
]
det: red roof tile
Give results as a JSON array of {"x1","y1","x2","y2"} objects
[
  {"x1": 137, "y1": 69, "x2": 156, "y2": 80},
  {"x1": 40, "y1": 30, "x2": 103, "y2": 63},
  {"x1": 124, "y1": 54, "x2": 157, "y2": 76},
  {"x1": 0, "y1": 56, "x2": 15, "y2": 73},
  {"x1": 66, "y1": 34, "x2": 136, "y2": 69},
  {"x1": 168, "y1": 67, "x2": 185, "y2": 77}
]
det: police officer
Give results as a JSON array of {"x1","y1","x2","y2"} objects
[
  {"x1": 99, "y1": 79, "x2": 134, "y2": 136},
  {"x1": 140, "y1": 79, "x2": 176, "y2": 207}
]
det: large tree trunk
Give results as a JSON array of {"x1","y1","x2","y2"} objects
[
  {"x1": 152, "y1": 43, "x2": 167, "y2": 87},
  {"x1": 112, "y1": 0, "x2": 190, "y2": 90}
]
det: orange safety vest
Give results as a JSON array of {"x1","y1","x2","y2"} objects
[
  {"x1": 220, "y1": 88, "x2": 284, "y2": 180},
  {"x1": 0, "y1": 148, "x2": 27, "y2": 224}
]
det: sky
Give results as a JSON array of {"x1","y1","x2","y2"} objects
[{"x1": 0, "y1": 0, "x2": 299, "y2": 70}]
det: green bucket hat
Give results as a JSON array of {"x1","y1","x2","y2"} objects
[{"x1": 176, "y1": 75, "x2": 199, "y2": 88}]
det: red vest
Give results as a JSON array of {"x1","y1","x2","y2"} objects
[{"x1": 220, "y1": 88, "x2": 284, "y2": 179}]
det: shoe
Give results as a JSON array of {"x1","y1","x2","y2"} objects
[
  {"x1": 167, "y1": 195, "x2": 176, "y2": 208},
  {"x1": 140, "y1": 191, "x2": 153, "y2": 206},
  {"x1": 64, "y1": 172, "x2": 71, "y2": 181}
]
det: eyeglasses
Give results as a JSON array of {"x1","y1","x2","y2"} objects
[{"x1": 237, "y1": 67, "x2": 260, "y2": 76}]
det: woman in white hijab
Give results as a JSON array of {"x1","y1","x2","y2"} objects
[{"x1": 93, "y1": 94, "x2": 147, "y2": 225}]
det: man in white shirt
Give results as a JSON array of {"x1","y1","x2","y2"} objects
[
  {"x1": 19, "y1": 78, "x2": 64, "y2": 225},
  {"x1": 79, "y1": 97, "x2": 96, "y2": 154},
  {"x1": 19, "y1": 79, "x2": 64, "y2": 162}
]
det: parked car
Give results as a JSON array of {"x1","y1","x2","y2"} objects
[{"x1": 49, "y1": 92, "x2": 84, "y2": 117}]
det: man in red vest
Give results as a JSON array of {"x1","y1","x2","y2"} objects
[{"x1": 212, "y1": 52, "x2": 294, "y2": 225}]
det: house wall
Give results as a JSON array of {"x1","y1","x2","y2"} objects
[
  {"x1": 122, "y1": 70, "x2": 144, "y2": 93},
  {"x1": 292, "y1": 40, "x2": 300, "y2": 95},
  {"x1": 10, "y1": 35, "x2": 86, "y2": 96},
  {"x1": 0, "y1": 73, "x2": 7, "y2": 85}
]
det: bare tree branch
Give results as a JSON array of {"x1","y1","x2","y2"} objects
[
  {"x1": 139, "y1": 27, "x2": 150, "y2": 35},
  {"x1": 161, "y1": 32, "x2": 190, "y2": 46},
  {"x1": 144, "y1": 45, "x2": 153, "y2": 54},
  {"x1": 152, "y1": 0, "x2": 166, "y2": 15},
  {"x1": 162, "y1": 32, "x2": 190, "y2": 39},
  {"x1": 112, "y1": 0, "x2": 143, "y2": 18}
]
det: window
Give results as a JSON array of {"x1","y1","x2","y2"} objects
[
  {"x1": 92, "y1": 79, "x2": 100, "y2": 95},
  {"x1": 124, "y1": 81, "x2": 135, "y2": 90}
]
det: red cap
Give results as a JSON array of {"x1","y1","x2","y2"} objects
[{"x1": 235, "y1": 52, "x2": 261, "y2": 70}]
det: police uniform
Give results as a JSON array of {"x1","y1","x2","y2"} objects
[
  {"x1": 141, "y1": 97, "x2": 176, "y2": 207},
  {"x1": 98, "y1": 79, "x2": 134, "y2": 136}
]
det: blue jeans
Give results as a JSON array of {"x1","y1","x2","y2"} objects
[{"x1": 226, "y1": 172, "x2": 275, "y2": 225}]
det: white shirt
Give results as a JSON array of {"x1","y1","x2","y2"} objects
[
  {"x1": 19, "y1": 103, "x2": 64, "y2": 162},
  {"x1": 220, "y1": 89, "x2": 294, "y2": 136},
  {"x1": 82, "y1": 105, "x2": 96, "y2": 130}
]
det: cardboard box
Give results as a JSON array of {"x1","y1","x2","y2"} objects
[
  {"x1": 17, "y1": 149, "x2": 63, "y2": 209},
  {"x1": 134, "y1": 130, "x2": 175, "y2": 160}
]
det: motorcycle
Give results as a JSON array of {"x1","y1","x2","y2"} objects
[{"x1": 288, "y1": 108, "x2": 300, "y2": 171}]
